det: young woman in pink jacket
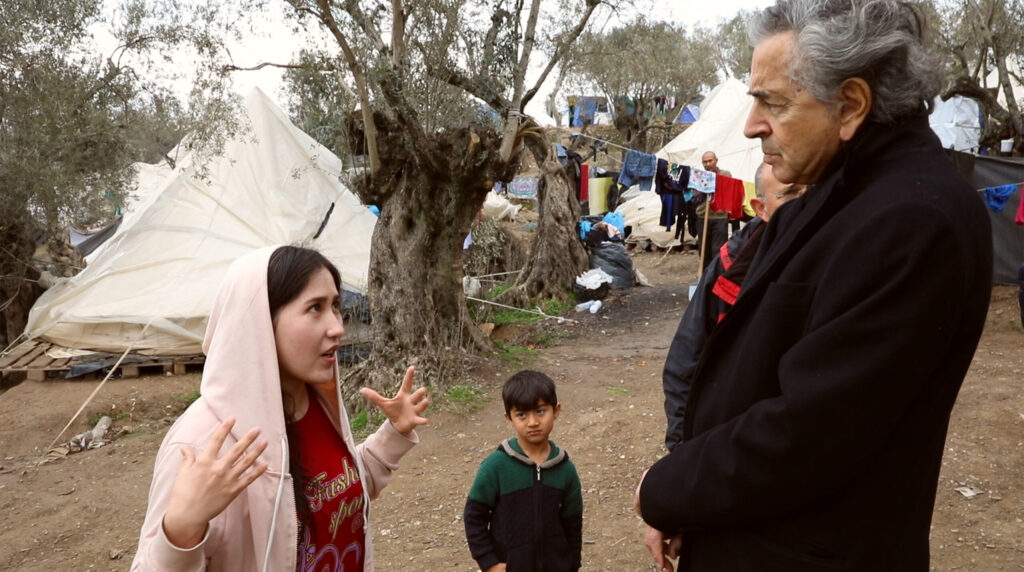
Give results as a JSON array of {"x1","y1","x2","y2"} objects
[{"x1": 132, "y1": 245, "x2": 428, "y2": 571}]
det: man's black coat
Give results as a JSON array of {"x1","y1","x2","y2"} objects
[{"x1": 640, "y1": 115, "x2": 993, "y2": 571}]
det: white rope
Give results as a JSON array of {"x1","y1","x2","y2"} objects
[
  {"x1": 44, "y1": 320, "x2": 153, "y2": 454},
  {"x1": 469, "y1": 270, "x2": 523, "y2": 279},
  {"x1": 0, "y1": 332, "x2": 27, "y2": 359},
  {"x1": 466, "y1": 296, "x2": 578, "y2": 324}
]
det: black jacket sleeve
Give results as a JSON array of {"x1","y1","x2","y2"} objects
[
  {"x1": 561, "y1": 470, "x2": 584, "y2": 570},
  {"x1": 662, "y1": 258, "x2": 722, "y2": 450},
  {"x1": 464, "y1": 498, "x2": 500, "y2": 570}
]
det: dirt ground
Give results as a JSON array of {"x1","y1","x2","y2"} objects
[{"x1": 1, "y1": 250, "x2": 1022, "y2": 571}]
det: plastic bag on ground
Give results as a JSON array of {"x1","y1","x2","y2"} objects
[{"x1": 589, "y1": 242, "x2": 635, "y2": 288}]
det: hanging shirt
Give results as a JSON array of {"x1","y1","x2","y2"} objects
[
  {"x1": 710, "y1": 175, "x2": 747, "y2": 220},
  {"x1": 984, "y1": 184, "x2": 1018, "y2": 212},
  {"x1": 294, "y1": 387, "x2": 366, "y2": 572},
  {"x1": 656, "y1": 159, "x2": 688, "y2": 195},
  {"x1": 671, "y1": 164, "x2": 691, "y2": 199}
]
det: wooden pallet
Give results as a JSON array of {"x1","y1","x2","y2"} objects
[{"x1": 0, "y1": 338, "x2": 204, "y2": 381}]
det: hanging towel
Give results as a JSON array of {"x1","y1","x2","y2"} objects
[
  {"x1": 710, "y1": 175, "x2": 746, "y2": 220},
  {"x1": 742, "y1": 180, "x2": 757, "y2": 217},
  {"x1": 1016, "y1": 186, "x2": 1024, "y2": 225},
  {"x1": 984, "y1": 184, "x2": 1018, "y2": 212},
  {"x1": 688, "y1": 168, "x2": 716, "y2": 194}
]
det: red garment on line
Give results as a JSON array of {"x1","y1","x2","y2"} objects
[
  {"x1": 580, "y1": 164, "x2": 589, "y2": 201},
  {"x1": 710, "y1": 175, "x2": 746, "y2": 220},
  {"x1": 1016, "y1": 184, "x2": 1024, "y2": 225}
]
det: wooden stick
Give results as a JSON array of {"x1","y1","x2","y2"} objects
[{"x1": 697, "y1": 198, "x2": 711, "y2": 278}]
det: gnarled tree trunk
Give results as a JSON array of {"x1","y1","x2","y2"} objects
[
  {"x1": 501, "y1": 128, "x2": 589, "y2": 307},
  {"x1": 0, "y1": 220, "x2": 43, "y2": 390},
  {"x1": 345, "y1": 117, "x2": 515, "y2": 399}
]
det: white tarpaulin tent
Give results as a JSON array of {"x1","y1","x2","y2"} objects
[
  {"x1": 986, "y1": 58, "x2": 1024, "y2": 109},
  {"x1": 656, "y1": 78, "x2": 761, "y2": 183},
  {"x1": 929, "y1": 95, "x2": 982, "y2": 152},
  {"x1": 615, "y1": 190, "x2": 683, "y2": 249},
  {"x1": 25, "y1": 88, "x2": 376, "y2": 355}
]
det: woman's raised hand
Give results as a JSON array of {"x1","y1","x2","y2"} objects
[
  {"x1": 162, "y1": 418, "x2": 268, "y2": 549},
  {"x1": 360, "y1": 366, "x2": 429, "y2": 436}
]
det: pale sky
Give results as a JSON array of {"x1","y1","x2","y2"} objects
[{"x1": 225, "y1": 0, "x2": 776, "y2": 106}]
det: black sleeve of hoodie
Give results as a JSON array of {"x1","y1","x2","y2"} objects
[
  {"x1": 463, "y1": 497, "x2": 500, "y2": 570},
  {"x1": 562, "y1": 469, "x2": 584, "y2": 570},
  {"x1": 562, "y1": 511, "x2": 583, "y2": 570}
]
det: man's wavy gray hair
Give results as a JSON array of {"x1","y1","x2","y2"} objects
[{"x1": 749, "y1": 0, "x2": 941, "y2": 123}]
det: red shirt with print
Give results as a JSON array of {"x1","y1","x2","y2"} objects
[{"x1": 293, "y1": 387, "x2": 365, "y2": 572}]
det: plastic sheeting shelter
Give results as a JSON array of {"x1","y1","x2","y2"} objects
[
  {"x1": 929, "y1": 96, "x2": 982, "y2": 152},
  {"x1": 656, "y1": 78, "x2": 761, "y2": 182},
  {"x1": 25, "y1": 88, "x2": 377, "y2": 355},
  {"x1": 676, "y1": 104, "x2": 700, "y2": 124}
]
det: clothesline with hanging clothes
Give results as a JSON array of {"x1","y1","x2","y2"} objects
[
  {"x1": 571, "y1": 132, "x2": 633, "y2": 153},
  {"x1": 980, "y1": 181, "x2": 1024, "y2": 225}
]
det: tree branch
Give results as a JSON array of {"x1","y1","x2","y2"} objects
[
  {"x1": 222, "y1": 62, "x2": 309, "y2": 72},
  {"x1": 340, "y1": 0, "x2": 389, "y2": 57},
  {"x1": 481, "y1": 9, "x2": 508, "y2": 75},
  {"x1": 391, "y1": 0, "x2": 405, "y2": 68},
  {"x1": 522, "y1": 0, "x2": 601, "y2": 108},
  {"x1": 418, "y1": 42, "x2": 511, "y2": 111},
  {"x1": 315, "y1": 0, "x2": 380, "y2": 173},
  {"x1": 498, "y1": 0, "x2": 543, "y2": 160}
]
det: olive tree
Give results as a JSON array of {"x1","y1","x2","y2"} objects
[
  {"x1": 568, "y1": 17, "x2": 718, "y2": 151},
  {"x1": 245, "y1": 0, "x2": 611, "y2": 391}
]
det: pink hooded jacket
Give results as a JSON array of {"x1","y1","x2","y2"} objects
[{"x1": 131, "y1": 246, "x2": 418, "y2": 571}]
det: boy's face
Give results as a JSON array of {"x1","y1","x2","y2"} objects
[{"x1": 506, "y1": 399, "x2": 560, "y2": 447}]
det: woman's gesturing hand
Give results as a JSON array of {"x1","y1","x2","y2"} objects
[
  {"x1": 360, "y1": 366, "x2": 430, "y2": 436},
  {"x1": 162, "y1": 418, "x2": 268, "y2": 549}
]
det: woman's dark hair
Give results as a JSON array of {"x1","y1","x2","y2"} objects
[
  {"x1": 267, "y1": 245, "x2": 341, "y2": 319},
  {"x1": 502, "y1": 370, "x2": 558, "y2": 415},
  {"x1": 267, "y1": 245, "x2": 342, "y2": 528}
]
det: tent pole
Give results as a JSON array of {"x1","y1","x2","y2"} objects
[{"x1": 697, "y1": 200, "x2": 711, "y2": 278}]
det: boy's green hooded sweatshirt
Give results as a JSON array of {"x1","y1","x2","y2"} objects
[{"x1": 464, "y1": 438, "x2": 583, "y2": 571}]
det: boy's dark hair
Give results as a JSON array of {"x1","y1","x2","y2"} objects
[{"x1": 502, "y1": 370, "x2": 558, "y2": 415}]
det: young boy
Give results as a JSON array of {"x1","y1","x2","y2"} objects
[{"x1": 464, "y1": 370, "x2": 583, "y2": 572}]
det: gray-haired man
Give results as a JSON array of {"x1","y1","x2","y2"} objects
[{"x1": 637, "y1": 1, "x2": 992, "y2": 570}]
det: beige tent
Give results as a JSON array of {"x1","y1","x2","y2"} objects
[
  {"x1": 656, "y1": 78, "x2": 760, "y2": 183},
  {"x1": 25, "y1": 88, "x2": 376, "y2": 355}
]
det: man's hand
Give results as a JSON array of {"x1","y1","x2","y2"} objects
[
  {"x1": 644, "y1": 526, "x2": 683, "y2": 572},
  {"x1": 636, "y1": 468, "x2": 683, "y2": 571},
  {"x1": 634, "y1": 469, "x2": 648, "y2": 516}
]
